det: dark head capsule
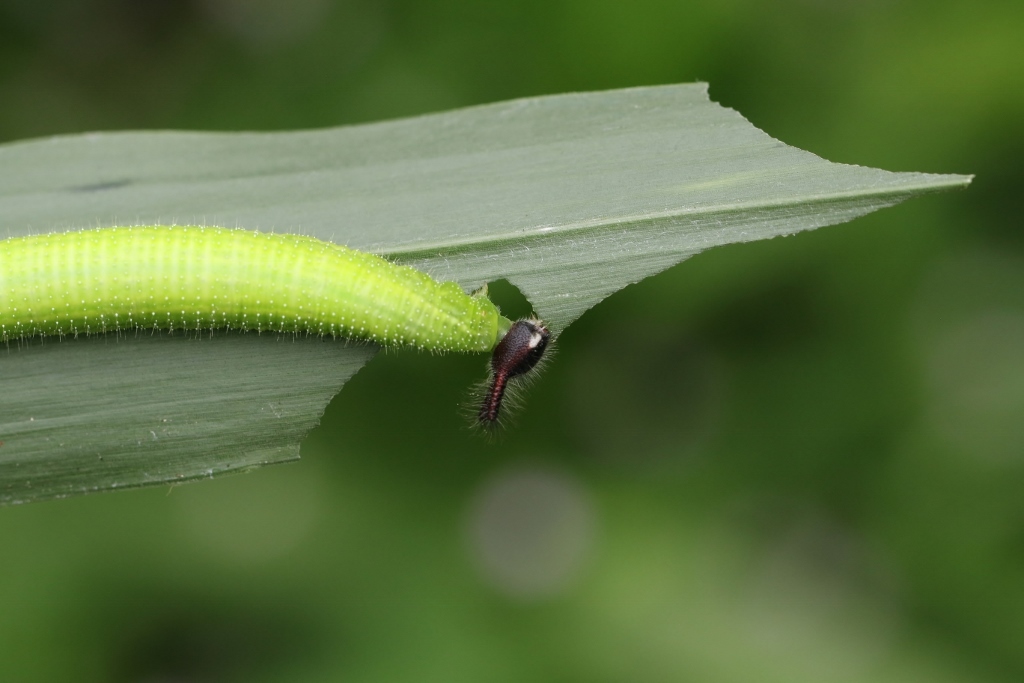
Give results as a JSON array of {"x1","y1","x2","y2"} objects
[{"x1": 478, "y1": 319, "x2": 550, "y2": 426}]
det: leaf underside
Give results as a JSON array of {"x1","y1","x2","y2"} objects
[{"x1": 0, "y1": 83, "x2": 970, "y2": 504}]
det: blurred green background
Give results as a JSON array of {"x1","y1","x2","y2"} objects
[{"x1": 1, "y1": 0, "x2": 1021, "y2": 681}]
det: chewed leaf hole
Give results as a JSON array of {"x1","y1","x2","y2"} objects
[{"x1": 485, "y1": 279, "x2": 535, "y2": 322}]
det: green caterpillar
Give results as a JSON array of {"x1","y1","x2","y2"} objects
[{"x1": 0, "y1": 225, "x2": 549, "y2": 425}]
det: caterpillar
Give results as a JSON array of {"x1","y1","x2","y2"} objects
[{"x1": 0, "y1": 225, "x2": 549, "y2": 426}]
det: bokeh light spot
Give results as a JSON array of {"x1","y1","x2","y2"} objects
[{"x1": 465, "y1": 463, "x2": 596, "y2": 600}]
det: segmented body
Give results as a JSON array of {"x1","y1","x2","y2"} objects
[{"x1": 0, "y1": 226, "x2": 507, "y2": 351}]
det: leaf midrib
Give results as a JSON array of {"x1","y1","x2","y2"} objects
[{"x1": 382, "y1": 175, "x2": 972, "y2": 258}]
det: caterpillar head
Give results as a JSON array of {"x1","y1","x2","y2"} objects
[{"x1": 477, "y1": 319, "x2": 551, "y2": 427}]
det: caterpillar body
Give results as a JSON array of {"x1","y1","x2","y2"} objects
[{"x1": 0, "y1": 225, "x2": 548, "y2": 425}]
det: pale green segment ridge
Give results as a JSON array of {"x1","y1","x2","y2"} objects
[{"x1": 0, "y1": 226, "x2": 504, "y2": 352}]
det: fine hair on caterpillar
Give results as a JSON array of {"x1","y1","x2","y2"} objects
[{"x1": 0, "y1": 225, "x2": 551, "y2": 427}]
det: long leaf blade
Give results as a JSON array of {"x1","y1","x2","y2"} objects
[{"x1": 0, "y1": 84, "x2": 970, "y2": 503}]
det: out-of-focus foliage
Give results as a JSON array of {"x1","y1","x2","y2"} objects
[{"x1": 0, "y1": 0, "x2": 1019, "y2": 681}]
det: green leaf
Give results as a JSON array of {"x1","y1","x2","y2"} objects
[{"x1": 0, "y1": 83, "x2": 969, "y2": 504}]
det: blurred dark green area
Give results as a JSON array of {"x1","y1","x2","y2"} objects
[{"x1": 1, "y1": 0, "x2": 1021, "y2": 680}]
